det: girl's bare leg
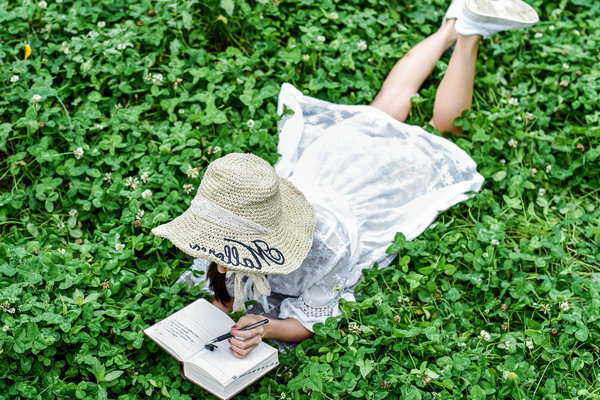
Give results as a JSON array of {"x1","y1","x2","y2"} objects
[
  {"x1": 370, "y1": 20, "x2": 458, "y2": 122},
  {"x1": 430, "y1": 34, "x2": 481, "y2": 134}
]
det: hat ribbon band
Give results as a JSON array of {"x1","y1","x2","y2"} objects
[
  {"x1": 190, "y1": 196, "x2": 268, "y2": 234},
  {"x1": 227, "y1": 271, "x2": 272, "y2": 312}
]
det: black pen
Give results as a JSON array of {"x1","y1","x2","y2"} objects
[{"x1": 204, "y1": 319, "x2": 269, "y2": 350}]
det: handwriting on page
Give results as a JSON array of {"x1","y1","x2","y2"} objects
[{"x1": 164, "y1": 320, "x2": 201, "y2": 344}]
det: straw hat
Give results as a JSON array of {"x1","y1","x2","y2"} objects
[{"x1": 152, "y1": 153, "x2": 316, "y2": 311}]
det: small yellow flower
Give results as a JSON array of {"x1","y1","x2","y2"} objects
[{"x1": 24, "y1": 44, "x2": 32, "y2": 60}]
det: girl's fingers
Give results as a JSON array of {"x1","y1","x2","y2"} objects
[
  {"x1": 230, "y1": 343, "x2": 259, "y2": 359},
  {"x1": 230, "y1": 326, "x2": 263, "y2": 341},
  {"x1": 229, "y1": 334, "x2": 262, "y2": 350}
]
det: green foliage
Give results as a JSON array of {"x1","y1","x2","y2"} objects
[{"x1": 1, "y1": 0, "x2": 599, "y2": 399}]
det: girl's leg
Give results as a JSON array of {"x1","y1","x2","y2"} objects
[
  {"x1": 370, "y1": 20, "x2": 458, "y2": 122},
  {"x1": 430, "y1": 34, "x2": 481, "y2": 134}
]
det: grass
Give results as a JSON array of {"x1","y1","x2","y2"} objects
[{"x1": 0, "y1": 0, "x2": 599, "y2": 398}]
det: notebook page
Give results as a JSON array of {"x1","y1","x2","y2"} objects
[
  {"x1": 186, "y1": 340, "x2": 276, "y2": 385},
  {"x1": 144, "y1": 299, "x2": 234, "y2": 361}
]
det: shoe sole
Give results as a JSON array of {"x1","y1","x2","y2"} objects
[{"x1": 465, "y1": 0, "x2": 539, "y2": 27}]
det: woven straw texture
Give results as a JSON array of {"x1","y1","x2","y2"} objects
[{"x1": 152, "y1": 153, "x2": 316, "y2": 276}]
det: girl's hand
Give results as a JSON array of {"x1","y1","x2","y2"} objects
[{"x1": 228, "y1": 314, "x2": 269, "y2": 359}]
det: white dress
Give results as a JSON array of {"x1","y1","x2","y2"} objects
[{"x1": 178, "y1": 83, "x2": 484, "y2": 335}]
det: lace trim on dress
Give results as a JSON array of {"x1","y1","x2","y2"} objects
[
  {"x1": 298, "y1": 296, "x2": 335, "y2": 318},
  {"x1": 190, "y1": 196, "x2": 267, "y2": 234}
]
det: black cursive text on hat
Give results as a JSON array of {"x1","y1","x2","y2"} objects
[{"x1": 189, "y1": 239, "x2": 285, "y2": 270}]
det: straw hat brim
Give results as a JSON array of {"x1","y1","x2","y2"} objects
[{"x1": 152, "y1": 177, "x2": 316, "y2": 276}]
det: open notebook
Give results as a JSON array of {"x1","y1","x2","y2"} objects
[{"x1": 144, "y1": 298, "x2": 279, "y2": 400}]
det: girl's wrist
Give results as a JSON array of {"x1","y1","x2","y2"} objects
[{"x1": 262, "y1": 317, "x2": 273, "y2": 340}]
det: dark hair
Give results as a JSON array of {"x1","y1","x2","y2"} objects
[{"x1": 207, "y1": 262, "x2": 231, "y2": 305}]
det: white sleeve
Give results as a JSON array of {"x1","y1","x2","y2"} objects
[
  {"x1": 175, "y1": 258, "x2": 213, "y2": 293},
  {"x1": 276, "y1": 217, "x2": 352, "y2": 332},
  {"x1": 277, "y1": 257, "x2": 349, "y2": 332}
]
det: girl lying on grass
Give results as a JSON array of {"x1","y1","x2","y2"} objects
[{"x1": 152, "y1": 0, "x2": 538, "y2": 358}]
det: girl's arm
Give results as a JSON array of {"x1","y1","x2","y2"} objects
[{"x1": 227, "y1": 314, "x2": 314, "y2": 359}]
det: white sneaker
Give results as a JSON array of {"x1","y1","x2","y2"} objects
[
  {"x1": 442, "y1": 0, "x2": 465, "y2": 26},
  {"x1": 456, "y1": 0, "x2": 539, "y2": 38}
]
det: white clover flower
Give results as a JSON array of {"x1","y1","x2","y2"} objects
[
  {"x1": 186, "y1": 166, "x2": 200, "y2": 179},
  {"x1": 546, "y1": 165, "x2": 552, "y2": 173},
  {"x1": 95, "y1": 123, "x2": 105, "y2": 130},
  {"x1": 329, "y1": 11, "x2": 339, "y2": 19},
  {"x1": 57, "y1": 248, "x2": 66, "y2": 254},
  {"x1": 115, "y1": 243, "x2": 125, "y2": 251},
  {"x1": 32, "y1": 94, "x2": 41, "y2": 105},
  {"x1": 174, "y1": 78, "x2": 183, "y2": 87},
  {"x1": 549, "y1": 25, "x2": 555, "y2": 31},
  {"x1": 236, "y1": 77, "x2": 244, "y2": 85},
  {"x1": 280, "y1": 392, "x2": 286, "y2": 399},
  {"x1": 57, "y1": 221, "x2": 65, "y2": 229},
  {"x1": 61, "y1": 42, "x2": 70, "y2": 54},
  {"x1": 504, "y1": 340, "x2": 511, "y2": 350},
  {"x1": 302, "y1": 54, "x2": 310, "y2": 61},
  {"x1": 10, "y1": 75, "x2": 19, "y2": 83},
  {"x1": 141, "y1": 189, "x2": 152, "y2": 200},
  {"x1": 38, "y1": 0, "x2": 47, "y2": 8},
  {"x1": 525, "y1": 340, "x2": 534, "y2": 350},
  {"x1": 104, "y1": 172, "x2": 112, "y2": 184},
  {"x1": 151, "y1": 73, "x2": 163, "y2": 84},
  {"x1": 182, "y1": 184, "x2": 194, "y2": 194},
  {"x1": 348, "y1": 321, "x2": 361, "y2": 334},
  {"x1": 559, "y1": 301, "x2": 570, "y2": 312},
  {"x1": 508, "y1": 139, "x2": 518, "y2": 148},
  {"x1": 573, "y1": 29, "x2": 580, "y2": 36},
  {"x1": 213, "y1": 146, "x2": 222, "y2": 153},
  {"x1": 333, "y1": 284, "x2": 342, "y2": 292},
  {"x1": 69, "y1": 209, "x2": 78, "y2": 217},
  {"x1": 140, "y1": 171, "x2": 150, "y2": 183},
  {"x1": 115, "y1": 233, "x2": 120, "y2": 239},
  {"x1": 97, "y1": 21, "x2": 106, "y2": 28},
  {"x1": 117, "y1": 43, "x2": 127, "y2": 51},
  {"x1": 178, "y1": 109, "x2": 184, "y2": 114},
  {"x1": 538, "y1": 188, "x2": 546, "y2": 196},
  {"x1": 525, "y1": 112, "x2": 534, "y2": 121},
  {"x1": 500, "y1": 159, "x2": 506, "y2": 165},
  {"x1": 562, "y1": 63, "x2": 569, "y2": 70},
  {"x1": 539, "y1": 303, "x2": 550, "y2": 314},
  {"x1": 479, "y1": 330, "x2": 491, "y2": 341},
  {"x1": 357, "y1": 40, "x2": 367, "y2": 51},
  {"x1": 491, "y1": 239, "x2": 500, "y2": 246},
  {"x1": 482, "y1": 252, "x2": 489, "y2": 258},
  {"x1": 457, "y1": 342, "x2": 466, "y2": 348},
  {"x1": 7, "y1": 308, "x2": 15, "y2": 314},
  {"x1": 73, "y1": 147, "x2": 84, "y2": 159},
  {"x1": 534, "y1": 32, "x2": 543, "y2": 38},
  {"x1": 317, "y1": 35, "x2": 326, "y2": 43},
  {"x1": 246, "y1": 119, "x2": 255, "y2": 128},
  {"x1": 531, "y1": 168, "x2": 538, "y2": 177},
  {"x1": 2, "y1": 325, "x2": 8, "y2": 332},
  {"x1": 136, "y1": 209, "x2": 144, "y2": 220},
  {"x1": 125, "y1": 176, "x2": 139, "y2": 190},
  {"x1": 508, "y1": 97, "x2": 519, "y2": 106}
]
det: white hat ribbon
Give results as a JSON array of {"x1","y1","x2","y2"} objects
[{"x1": 227, "y1": 271, "x2": 272, "y2": 312}]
